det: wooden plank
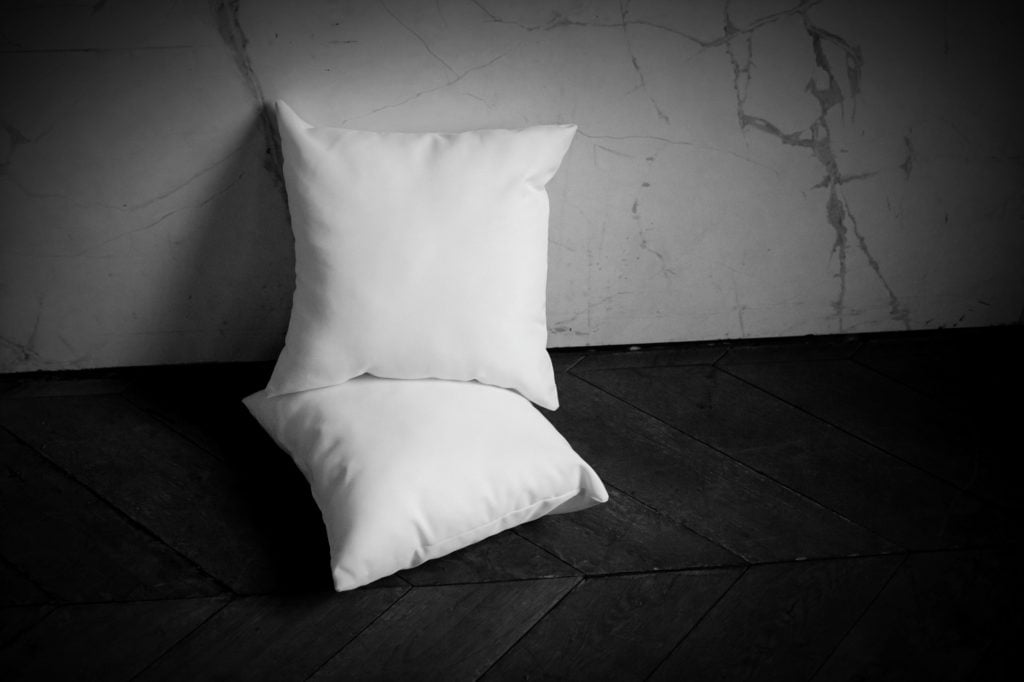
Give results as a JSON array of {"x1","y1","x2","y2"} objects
[
  {"x1": 855, "y1": 332, "x2": 1021, "y2": 491},
  {"x1": 122, "y1": 362, "x2": 274, "y2": 463},
  {"x1": 0, "y1": 378, "x2": 21, "y2": 397},
  {"x1": 0, "y1": 605, "x2": 53, "y2": 649},
  {"x1": 570, "y1": 344, "x2": 725, "y2": 372},
  {"x1": 0, "y1": 367, "x2": 131, "y2": 398},
  {"x1": 0, "y1": 394, "x2": 331, "y2": 594},
  {"x1": 398, "y1": 529, "x2": 579, "y2": 586},
  {"x1": 722, "y1": 359, "x2": 1014, "y2": 509},
  {"x1": 813, "y1": 549, "x2": 1016, "y2": 681},
  {"x1": 1, "y1": 435, "x2": 221, "y2": 602},
  {"x1": 515, "y1": 486, "x2": 741, "y2": 575},
  {"x1": 482, "y1": 569, "x2": 743, "y2": 681},
  {"x1": 1, "y1": 377, "x2": 130, "y2": 398},
  {"x1": 575, "y1": 366, "x2": 1010, "y2": 550},
  {"x1": 0, "y1": 560, "x2": 51, "y2": 606},
  {"x1": 969, "y1": 639, "x2": 1017, "y2": 682},
  {"x1": 136, "y1": 588, "x2": 406, "y2": 682},
  {"x1": 123, "y1": 365, "x2": 360, "y2": 592},
  {"x1": 311, "y1": 578, "x2": 578, "y2": 681},
  {"x1": 854, "y1": 334, "x2": 983, "y2": 396},
  {"x1": 550, "y1": 350, "x2": 586, "y2": 373},
  {"x1": 546, "y1": 374, "x2": 896, "y2": 562},
  {"x1": 0, "y1": 597, "x2": 227, "y2": 682},
  {"x1": 650, "y1": 555, "x2": 902, "y2": 681},
  {"x1": 718, "y1": 335, "x2": 863, "y2": 364},
  {"x1": 0, "y1": 433, "x2": 68, "y2": 607},
  {"x1": 854, "y1": 328, "x2": 1023, "y2": 399}
]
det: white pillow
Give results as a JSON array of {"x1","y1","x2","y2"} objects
[
  {"x1": 266, "y1": 101, "x2": 577, "y2": 410},
  {"x1": 243, "y1": 377, "x2": 607, "y2": 591}
]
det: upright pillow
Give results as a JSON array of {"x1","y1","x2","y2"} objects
[
  {"x1": 244, "y1": 377, "x2": 608, "y2": 591},
  {"x1": 267, "y1": 101, "x2": 577, "y2": 410}
]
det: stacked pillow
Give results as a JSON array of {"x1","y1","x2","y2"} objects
[{"x1": 244, "y1": 102, "x2": 607, "y2": 591}]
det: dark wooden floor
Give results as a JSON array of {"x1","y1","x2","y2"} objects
[{"x1": 0, "y1": 327, "x2": 1020, "y2": 681}]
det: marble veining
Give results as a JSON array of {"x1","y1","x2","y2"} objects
[
  {"x1": 1, "y1": 0, "x2": 1021, "y2": 372},
  {"x1": 210, "y1": 0, "x2": 286, "y2": 199}
]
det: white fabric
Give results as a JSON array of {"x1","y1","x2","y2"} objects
[
  {"x1": 244, "y1": 377, "x2": 608, "y2": 591},
  {"x1": 266, "y1": 101, "x2": 576, "y2": 410}
]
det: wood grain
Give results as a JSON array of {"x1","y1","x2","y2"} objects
[
  {"x1": 398, "y1": 529, "x2": 579, "y2": 586},
  {"x1": 0, "y1": 394, "x2": 329, "y2": 593},
  {"x1": 570, "y1": 344, "x2": 725, "y2": 371},
  {"x1": 1, "y1": 435, "x2": 220, "y2": 602},
  {"x1": 137, "y1": 588, "x2": 406, "y2": 682},
  {"x1": 0, "y1": 329, "x2": 1014, "y2": 679},
  {"x1": 575, "y1": 365, "x2": 1009, "y2": 549},
  {"x1": 0, "y1": 557, "x2": 51, "y2": 607},
  {"x1": 0, "y1": 605, "x2": 53, "y2": 650},
  {"x1": 0, "y1": 597, "x2": 226, "y2": 682},
  {"x1": 515, "y1": 486, "x2": 741, "y2": 574},
  {"x1": 650, "y1": 555, "x2": 902, "y2": 681},
  {"x1": 853, "y1": 329, "x2": 1023, "y2": 401},
  {"x1": 483, "y1": 569, "x2": 742, "y2": 681},
  {"x1": 550, "y1": 350, "x2": 587, "y2": 373},
  {"x1": 717, "y1": 335, "x2": 863, "y2": 364},
  {"x1": 1, "y1": 376, "x2": 130, "y2": 398},
  {"x1": 547, "y1": 374, "x2": 895, "y2": 561},
  {"x1": 122, "y1": 362, "x2": 275, "y2": 464},
  {"x1": 311, "y1": 579, "x2": 577, "y2": 681},
  {"x1": 812, "y1": 549, "x2": 1017, "y2": 681},
  {"x1": 722, "y1": 359, "x2": 1014, "y2": 509}
]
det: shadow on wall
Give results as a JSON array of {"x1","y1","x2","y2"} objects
[{"x1": 150, "y1": 102, "x2": 293, "y2": 369}]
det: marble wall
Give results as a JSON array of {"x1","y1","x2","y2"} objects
[{"x1": 2, "y1": 0, "x2": 1022, "y2": 373}]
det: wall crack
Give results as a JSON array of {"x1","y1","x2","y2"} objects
[
  {"x1": 718, "y1": 0, "x2": 909, "y2": 331},
  {"x1": 380, "y1": 0, "x2": 457, "y2": 78},
  {"x1": 341, "y1": 52, "x2": 508, "y2": 125},
  {"x1": 209, "y1": 0, "x2": 285, "y2": 201}
]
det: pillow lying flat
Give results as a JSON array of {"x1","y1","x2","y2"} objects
[
  {"x1": 243, "y1": 376, "x2": 608, "y2": 591},
  {"x1": 266, "y1": 101, "x2": 577, "y2": 410}
]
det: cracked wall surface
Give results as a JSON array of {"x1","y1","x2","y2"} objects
[{"x1": 1, "y1": 0, "x2": 1022, "y2": 372}]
